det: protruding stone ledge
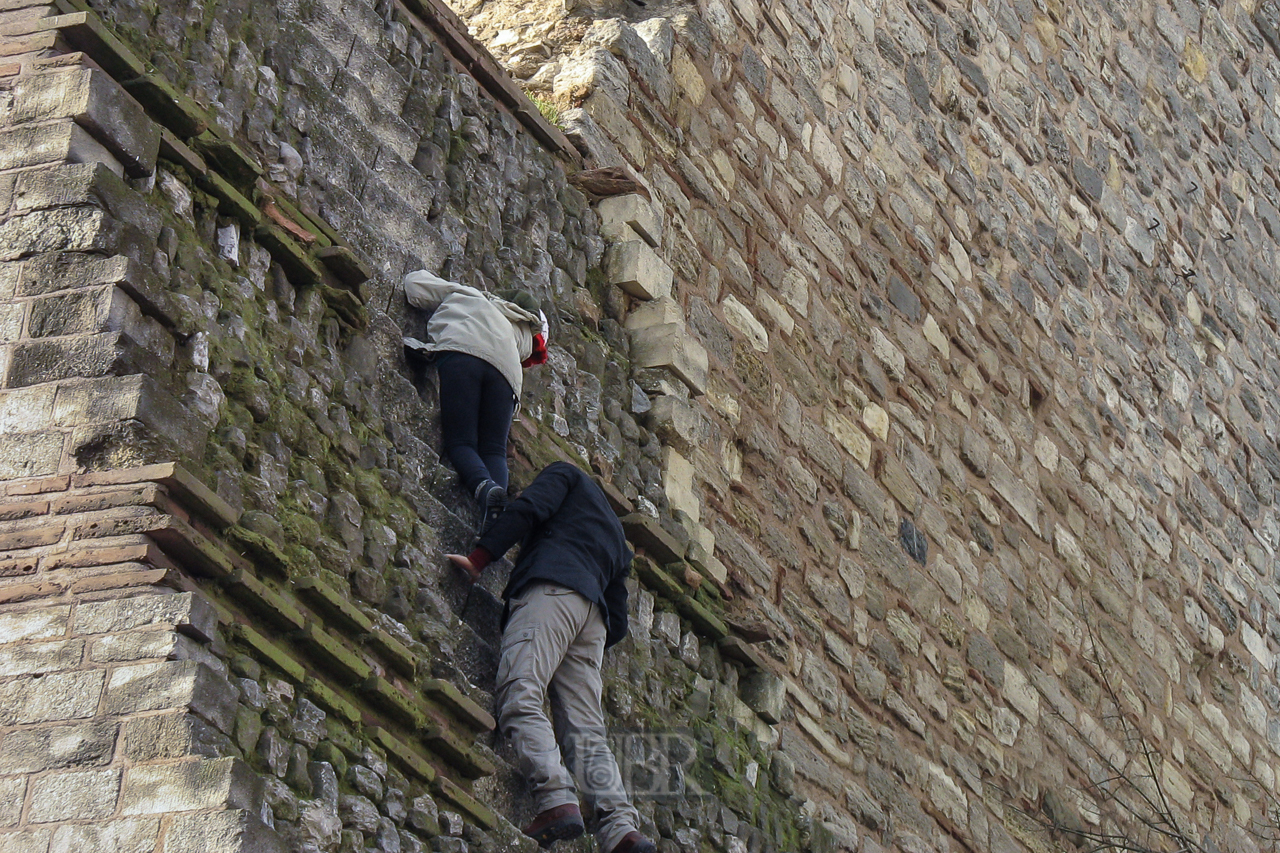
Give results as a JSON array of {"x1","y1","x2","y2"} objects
[
  {"x1": 629, "y1": 322, "x2": 707, "y2": 395},
  {"x1": 11, "y1": 65, "x2": 159, "y2": 177},
  {"x1": 606, "y1": 240, "x2": 673, "y2": 301},
  {"x1": 596, "y1": 194, "x2": 662, "y2": 247}
]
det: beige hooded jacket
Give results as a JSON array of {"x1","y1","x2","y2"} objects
[{"x1": 402, "y1": 269, "x2": 541, "y2": 397}]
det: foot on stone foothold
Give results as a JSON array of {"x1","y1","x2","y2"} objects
[
  {"x1": 522, "y1": 804, "x2": 584, "y2": 849},
  {"x1": 474, "y1": 480, "x2": 507, "y2": 532},
  {"x1": 609, "y1": 831, "x2": 657, "y2": 853}
]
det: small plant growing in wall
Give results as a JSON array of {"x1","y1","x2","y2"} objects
[{"x1": 525, "y1": 91, "x2": 569, "y2": 130}]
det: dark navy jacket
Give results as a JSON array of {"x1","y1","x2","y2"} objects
[{"x1": 477, "y1": 462, "x2": 633, "y2": 647}]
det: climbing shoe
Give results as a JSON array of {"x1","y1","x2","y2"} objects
[
  {"x1": 522, "y1": 803, "x2": 584, "y2": 848},
  {"x1": 474, "y1": 479, "x2": 507, "y2": 532},
  {"x1": 608, "y1": 831, "x2": 657, "y2": 853}
]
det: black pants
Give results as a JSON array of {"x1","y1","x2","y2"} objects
[{"x1": 436, "y1": 351, "x2": 515, "y2": 493}]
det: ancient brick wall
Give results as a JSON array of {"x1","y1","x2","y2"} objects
[
  {"x1": 0, "y1": 0, "x2": 800, "y2": 851},
  {"x1": 1, "y1": 0, "x2": 1280, "y2": 851},
  {"x1": 459, "y1": 0, "x2": 1280, "y2": 849}
]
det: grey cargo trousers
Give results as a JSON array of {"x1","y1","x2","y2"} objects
[{"x1": 495, "y1": 582, "x2": 641, "y2": 852}]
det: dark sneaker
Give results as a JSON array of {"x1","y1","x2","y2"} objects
[
  {"x1": 522, "y1": 804, "x2": 584, "y2": 848},
  {"x1": 609, "y1": 831, "x2": 657, "y2": 853},
  {"x1": 474, "y1": 480, "x2": 507, "y2": 532}
]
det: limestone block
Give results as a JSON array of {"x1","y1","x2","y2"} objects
[
  {"x1": 13, "y1": 68, "x2": 159, "y2": 177},
  {"x1": 606, "y1": 240, "x2": 673, "y2": 301},
  {"x1": 645, "y1": 394, "x2": 704, "y2": 454},
  {"x1": 721, "y1": 294, "x2": 768, "y2": 352},
  {"x1": 582, "y1": 92, "x2": 645, "y2": 164},
  {"x1": 990, "y1": 456, "x2": 1040, "y2": 536},
  {"x1": 0, "y1": 670, "x2": 104, "y2": 725},
  {"x1": 0, "y1": 384, "x2": 57, "y2": 436},
  {"x1": 0, "y1": 720, "x2": 117, "y2": 776},
  {"x1": 557, "y1": 108, "x2": 627, "y2": 169},
  {"x1": 50, "y1": 819, "x2": 162, "y2": 853},
  {"x1": 671, "y1": 45, "x2": 706, "y2": 106},
  {"x1": 121, "y1": 758, "x2": 261, "y2": 816},
  {"x1": 74, "y1": 591, "x2": 217, "y2": 642},
  {"x1": 28, "y1": 767, "x2": 121, "y2": 822},
  {"x1": 685, "y1": 524, "x2": 728, "y2": 584},
  {"x1": 662, "y1": 446, "x2": 699, "y2": 523},
  {"x1": 0, "y1": 122, "x2": 124, "y2": 177},
  {"x1": 0, "y1": 776, "x2": 22, "y2": 827},
  {"x1": 740, "y1": 670, "x2": 785, "y2": 724},
  {"x1": 630, "y1": 323, "x2": 707, "y2": 396},
  {"x1": 596, "y1": 194, "x2": 662, "y2": 247},
  {"x1": 624, "y1": 296, "x2": 682, "y2": 330},
  {"x1": 756, "y1": 289, "x2": 794, "y2": 335},
  {"x1": 823, "y1": 408, "x2": 871, "y2": 469},
  {"x1": 162, "y1": 809, "x2": 284, "y2": 853},
  {"x1": 862, "y1": 404, "x2": 889, "y2": 441}
]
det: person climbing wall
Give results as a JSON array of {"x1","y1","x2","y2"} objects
[{"x1": 403, "y1": 267, "x2": 548, "y2": 529}]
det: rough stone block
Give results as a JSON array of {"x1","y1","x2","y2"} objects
[
  {"x1": 0, "y1": 777, "x2": 23, "y2": 828},
  {"x1": 0, "y1": 122, "x2": 121, "y2": 175},
  {"x1": 0, "y1": 604, "x2": 69, "y2": 643},
  {"x1": 0, "y1": 670, "x2": 103, "y2": 725},
  {"x1": 88, "y1": 629, "x2": 181, "y2": 663},
  {"x1": 104, "y1": 660, "x2": 238, "y2": 733},
  {"x1": 120, "y1": 757, "x2": 262, "y2": 815},
  {"x1": 119, "y1": 711, "x2": 223, "y2": 762},
  {"x1": 12, "y1": 67, "x2": 160, "y2": 177},
  {"x1": 0, "y1": 207, "x2": 129, "y2": 264},
  {"x1": 13, "y1": 164, "x2": 161, "y2": 249},
  {"x1": 596, "y1": 194, "x2": 662, "y2": 247},
  {"x1": 0, "y1": 303, "x2": 22, "y2": 346},
  {"x1": 6, "y1": 332, "x2": 153, "y2": 388},
  {"x1": 74, "y1": 591, "x2": 216, "y2": 642},
  {"x1": 0, "y1": 720, "x2": 117, "y2": 775},
  {"x1": 0, "y1": 829, "x2": 51, "y2": 853},
  {"x1": 721, "y1": 294, "x2": 769, "y2": 352},
  {"x1": 0, "y1": 381, "x2": 56, "y2": 435},
  {"x1": 0, "y1": 429, "x2": 65, "y2": 480},
  {"x1": 27, "y1": 767, "x2": 121, "y2": 823},
  {"x1": 623, "y1": 295, "x2": 682, "y2": 330},
  {"x1": 645, "y1": 394, "x2": 704, "y2": 454},
  {"x1": 740, "y1": 670, "x2": 785, "y2": 724},
  {"x1": 161, "y1": 809, "x2": 284, "y2": 853},
  {"x1": 605, "y1": 240, "x2": 673, "y2": 300},
  {"x1": 629, "y1": 323, "x2": 708, "y2": 396},
  {"x1": 49, "y1": 818, "x2": 160, "y2": 853},
  {"x1": 662, "y1": 446, "x2": 699, "y2": 524},
  {"x1": 0, "y1": 638, "x2": 83, "y2": 677}
]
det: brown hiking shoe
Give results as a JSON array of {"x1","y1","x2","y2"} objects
[
  {"x1": 609, "y1": 831, "x2": 657, "y2": 853},
  {"x1": 522, "y1": 803, "x2": 584, "y2": 848}
]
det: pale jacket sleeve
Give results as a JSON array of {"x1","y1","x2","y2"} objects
[{"x1": 402, "y1": 270, "x2": 478, "y2": 309}]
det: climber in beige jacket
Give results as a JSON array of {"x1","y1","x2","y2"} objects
[{"x1": 403, "y1": 269, "x2": 548, "y2": 527}]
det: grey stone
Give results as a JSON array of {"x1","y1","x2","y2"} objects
[
  {"x1": 740, "y1": 670, "x2": 785, "y2": 724},
  {"x1": 28, "y1": 768, "x2": 121, "y2": 823}
]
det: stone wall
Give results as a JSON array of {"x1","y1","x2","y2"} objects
[
  {"x1": 0, "y1": 0, "x2": 805, "y2": 851},
  {"x1": 458, "y1": 0, "x2": 1280, "y2": 849},
  {"x1": 2, "y1": 0, "x2": 1280, "y2": 850}
]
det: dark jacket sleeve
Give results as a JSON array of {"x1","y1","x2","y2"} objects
[
  {"x1": 476, "y1": 464, "x2": 573, "y2": 559},
  {"x1": 602, "y1": 562, "x2": 630, "y2": 648}
]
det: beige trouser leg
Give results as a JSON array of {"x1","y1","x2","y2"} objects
[{"x1": 495, "y1": 582, "x2": 640, "y2": 852}]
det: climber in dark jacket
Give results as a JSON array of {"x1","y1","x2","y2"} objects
[{"x1": 447, "y1": 462, "x2": 654, "y2": 853}]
